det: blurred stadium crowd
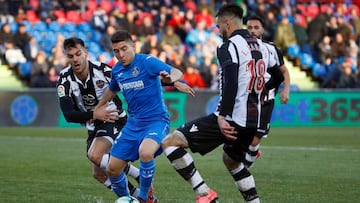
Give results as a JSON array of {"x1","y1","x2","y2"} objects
[{"x1": 0, "y1": 0, "x2": 360, "y2": 89}]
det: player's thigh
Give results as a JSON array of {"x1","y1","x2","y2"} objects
[
  {"x1": 88, "y1": 136, "x2": 112, "y2": 157},
  {"x1": 223, "y1": 126, "x2": 257, "y2": 162},
  {"x1": 178, "y1": 114, "x2": 225, "y2": 155}
]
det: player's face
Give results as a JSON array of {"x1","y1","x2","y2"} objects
[
  {"x1": 65, "y1": 44, "x2": 88, "y2": 75},
  {"x1": 247, "y1": 20, "x2": 264, "y2": 39},
  {"x1": 216, "y1": 16, "x2": 230, "y2": 40},
  {"x1": 112, "y1": 40, "x2": 135, "y2": 66}
]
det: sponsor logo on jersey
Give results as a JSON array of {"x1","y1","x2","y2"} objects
[
  {"x1": 121, "y1": 80, "x2": 144, "y2": 91},
  {"x1": 96, "y1": 80, "x2": 105, "y2": 88},
  {"x1": 189, "y1": 124, "x2": 198, "y2": 132},
  {"x1": 57, "y1": 85, "x2": 65, "y2": 97}
]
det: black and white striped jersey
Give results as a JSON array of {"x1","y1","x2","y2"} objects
[
  {"x1": 56, "y1": 60, "x2": 124, "y2": 130},
  {"x1": 263, "y1": 41, "x2": 285, "y2": 100},
  {"x1": 216, "y1": 29, "x2": 277, "y2": 128}
]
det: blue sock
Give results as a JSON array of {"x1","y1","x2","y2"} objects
[
  {"x1": 138, "y1": 160, "x2": 155, "y2": 200},
  {"x1": 109, "y1": 172, "x2": 129, "y2": 197}
]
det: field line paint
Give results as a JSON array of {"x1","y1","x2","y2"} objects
[
  {"x1": 1, "y1": 136, "x2": 359, "y2": 152},
  {"x1": 262, "y1": 146, "x2": 360, "y2": 152}
]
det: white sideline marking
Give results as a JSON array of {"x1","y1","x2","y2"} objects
[
  {"x1": 1, "y1": 136, "x2": 360, "y2": 152},
  {"x1": 262, "y1": 146, "x2": 360, "y2": 152}
]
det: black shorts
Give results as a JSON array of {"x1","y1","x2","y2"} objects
[
  {"x1": 86, "y1": 116, "x2": 127, "y2": 153},
  {"x1": 177, "y1": 113, "x2": 226, "y2": 155},
  {"x1": 257, "y1": 99, "x2": 275, "y2": 138},
  {"x1": 177, "y1": 113, "x2": 256, "y2": 162}
]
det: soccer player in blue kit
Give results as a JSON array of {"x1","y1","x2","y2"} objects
[{"x1": 96, "y1": 30, "x2": 183, "y2": 203}]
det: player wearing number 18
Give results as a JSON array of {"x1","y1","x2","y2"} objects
[{"x1": 162, "y1": 4, "x2": 282, "y2": 203}]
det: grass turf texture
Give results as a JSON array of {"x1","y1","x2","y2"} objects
[{"x1": 0, "y1": 127, "x2": 359, "y2": 203}]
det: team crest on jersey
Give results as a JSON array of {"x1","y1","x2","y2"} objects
[
  {"x1": 96, "y1": 80, "x2": 105, "y2": 88},
  {"x1": 132, "y1": 67, "x2": 139, "y2": 77},
  {"x1": 57, "y1": 85, "x2": 65, "y2": 97}
]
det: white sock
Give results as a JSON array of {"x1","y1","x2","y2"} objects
[
  {"x1": 127, "y1": 164, "x2": 140, "y2": 179},
  {"x1": 100, "y1": 154, "x2": 109, "y2": 169}
]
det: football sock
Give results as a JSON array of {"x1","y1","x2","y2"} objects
[
  {"x1": 164, "y1": 146, "x2": 210, "y2": 196},
  {"x1": 100, "y1": 153, "x2": 110, "y2": 169},
  {"x1": 124, "y1": 162, "x2": 140, "y2": 181},
  {"x1": 128, "y1": 180, "x2": 140, "y2": 197},
  {"x1": 104, "y1": 178, "x2": 112, "y2": 189},
  {"x1": 138, "y1": 160, "x2": 155, "y2": 201},
  {"x1": 245, "y1": 144, "x2": 259, "y2": 168},
  {"x1": 230, "y1": 163, "x2": 259, "y2": 203},
  {"x1": 109, "y1": 172, "x2": 129, "y2": 197}
]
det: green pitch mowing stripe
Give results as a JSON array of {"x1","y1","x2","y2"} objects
[{"x1": 0, "y1": 127, "x2": 359, "y2": 202}]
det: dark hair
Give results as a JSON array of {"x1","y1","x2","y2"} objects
[
  {"x1": 111, "y1": 30, "x2": 133, "y2": 43},
  {"x1": 215, "y1": 4, "x2": 243, "y2": 20},
  {"x1": 63, "y1": 37, "x2": 85, "y2": 50},
  {"x1": 246, "y1": 15, "x2": 265, "y2": 27}
]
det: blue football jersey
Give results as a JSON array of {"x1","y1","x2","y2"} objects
[{"x1": 109, "y1": 54, "x2": 171, "y2": 121}]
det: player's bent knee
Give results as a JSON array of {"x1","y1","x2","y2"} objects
[
  {"x1": 106, "y1": 165, "x2": 119, "y2": 177},
  {"x1": 162, "y1": 130, "x2": 188, "y2": 148},
  {"x1": 88, "y1": 152, "x2": 102, "y2": 166}
]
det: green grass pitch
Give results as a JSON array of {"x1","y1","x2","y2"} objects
[{"x1": 0, "y1": 127, "x2": 359, "y2": 203}]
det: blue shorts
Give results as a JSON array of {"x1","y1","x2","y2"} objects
[{"x1": 110, "y1": 118, "x2": 170, "y2": 161}]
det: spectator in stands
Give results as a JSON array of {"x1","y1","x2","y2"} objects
[
  {"x1": 28, "y1": 37, "x2": 40, "y2": 62},
  {"x1": 91, "y1": 5, "x2": 109, "y2": 33},
  {"x1": 153, "y1": 5, "x2": 171, "y2": 34},
  {"x1": 167, "y1": 5, "x2": 185, "y2": 40},
  {"x1": 0, "y1": 0, "x2": 14, "y2": 24},
  {"x1": 198, "y1": 56, "x2": 213, "y2": 88},
  {"x1": 13, "y1": 23, "x2": 32, "y2": 61},
  {"x1": 122, "y1": 11, "x2": 139, "y2": 37},
  {"x1": 185, "y1": 20, "x2": 210, "y2": 50},
  {"x1": 182, "y1": 63, "x2": 207, "y2": 89},
  {"x1": 336, "y1": 58, "x2": 358, "y2": 88},
  {"x1": 160, "y1": 26, "x2": 182, "y2": 51},
  {"x1": 4, "y1": 41, "x2": 26, "y2": 71},
  {"x1": 30, "y1": 51, "x2": 50, "y2": 87},
  {"x1": 208, "y1": 62, "x2": 219, "y2": 90},
  {"x1": 141, "y1": 34, "x2": 162, "y2": 54},
  {"x1": 0, "y1": 23, "x2": 14, "y2": 64},
  {"x1": 48, "y1": 66, "x2": 59, "y2": 87},
  {"x1": 307, "y1": 13, "x2": 328, "y2": 52},
  {"x1": 59, "y1": 0, "x2": 80, "y2": 12},
  {"x1": 326, "y1": 16, "x2": 338, "y2": 39},
  {"x1": 181, "y1": 9, "x2": 196, "y2": 40},
  {"x1": 138, "y1": 14, "x2": 156, "y2": 37},
  {"x1": 100, "y1": 25, "x2": 116, "y2": 52},
  {"x1": 337, "y1": 15, "x2": 352, "y2": 45},
  {"x1": 263, "y1": 10, "x2": 278, "y2": 42},
  {"x1": 195, "y1": 6, "x2": 214, "y2": 30},
  {"x1": 293, "y1": 15, "x2": 309, "y2": 53},
  {"x1": 331, "y1": 32, "x2": 349, "y2": 60},
  {"x1": 274, "y1": 16, "x2": 297, "y2": 54},
  {"x1": 349, "y1": 7, "x2": 360, "y2": 44},
  {"x1": 318, "y1": 35, "x2": 332, "y2": 64},
  {"x1": 38, "y1": 0, "x2": 58, "y2": 22},
  {"x1": 15, "y1": 7, "x2": 27, "y2": 23}
]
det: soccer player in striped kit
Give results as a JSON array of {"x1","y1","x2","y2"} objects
[
  {"x1": 244, "y1": 15, "x2": 290, "y2": 168},
  {"x1": 162, "y1": 4, "x2": 283, "y2": 203}
]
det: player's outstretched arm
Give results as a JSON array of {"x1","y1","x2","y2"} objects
[
  {"x1": 93, "y1": 88, "x2": 119, "y2": 122},
  {"x1": 279, "y1": 64, "x2": 290, "y2": 104}
]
